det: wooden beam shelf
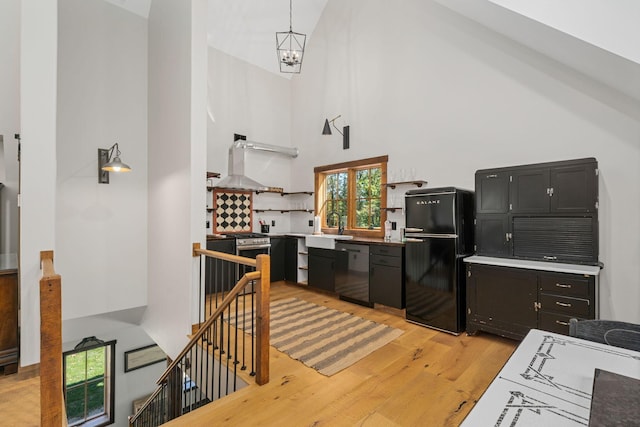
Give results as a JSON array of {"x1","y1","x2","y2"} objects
[
  {"x1": 384, "y1": 207, "x2": 403, "y2": 212},
  {"x1": 253, "y1": 209, "x2": 313, "y2": 213},
  {"x1": 280, "y1": 191, "x2": 313, "y2": 196},
  {"x1": 207, "y1": 172, "x2": 221, "y2": 179},
  {"x1": 386, "y1": 180, "x2": 428, "y2": 189}
]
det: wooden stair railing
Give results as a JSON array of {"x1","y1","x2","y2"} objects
[
  {"x1": 40, "y1": 250, "x2": 65, "y2": 427},
  {"x1": 128, "y1": 245, "x2": 270, "y2": 427}
]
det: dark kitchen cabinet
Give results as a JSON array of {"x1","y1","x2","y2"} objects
[
  {"x1": 475, "y1": 215, "x2": 510, "y2": 257},
  {"x1": 549, "y1": 163, "x2": 598, "y2": 213},
  {"x1": 509, "y1": 168, "x2": 549, "y2": 214},
  {"x1": 270, "y1": 237, "x2": 285, "y2": 282},
  {"x1": 206, "y1": 238, "x2": 236, "y2": 293},
  {"x1": 475, "y1": 171, "x2": 509, "y2": 214},
  {"x1": 537, "y1": 271, "x2": 596, "y2": 335},
  {"x1": 474, "y1": 158, "x2": 599, "y2": 265},
  {"x1": 284, "y1": 237, "x2": 298, "y2": 282},
  {"x1": 466, "y1": 263, "x2": 538, "y2": 340},
  {"x1": 0, "y1": 267, "x2": 18, "y2": 374},
  {"x1": 369, "y1": 245, "x2": 404, "y2": 309},
  {"x1": 308, "y1": 248, "x2": 336, "y2": 292},
  {"x1": 466, "y1": 260, "x2": 599, "y2": 340}
]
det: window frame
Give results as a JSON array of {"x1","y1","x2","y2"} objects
[
  {"x1": 63, "y1": 339, "x2": 117, "y2": 427},
  {"x1": 314, "y1": 155, "x2": 388, "y2": 237}
]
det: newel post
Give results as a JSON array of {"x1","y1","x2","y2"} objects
[
  {"x1": 39, "y1": 250, "x2": 63, "y2": 427},
  {"x1": 255, "y1": 254, "x2": 270, "y2": 385}
]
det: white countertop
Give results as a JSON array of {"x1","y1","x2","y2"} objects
[{"x1": 464, "y1": 255, "x2": 601, "y2": 276}]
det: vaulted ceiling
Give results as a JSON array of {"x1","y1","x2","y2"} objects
[{"x1": 105, "y1": 0, "x2": 640, "y2": 101}]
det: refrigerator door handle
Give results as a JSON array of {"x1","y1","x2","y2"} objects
[
  {"x1": 405, "y1": 227, "x2": 423, "y2": 233},
  {"x1": 406, "y1": 233, "x2": 458, "y2": 239}
]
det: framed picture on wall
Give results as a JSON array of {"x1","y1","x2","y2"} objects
[{"x1": 124, "y1": 344, "x2": 167, "y2": 372}]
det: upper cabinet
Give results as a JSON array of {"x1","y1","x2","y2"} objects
[
  {"x1": 509, "y1": 162, "x2": 598, "y2": 214},
  {"x1": 475, "y1": 158, "x2": 599, "y2": 265},
  {"x1": 475, "y1": 171, "x2": 509, "y2": 214}
]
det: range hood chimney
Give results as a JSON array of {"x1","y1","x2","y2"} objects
[{"x1": 215, "y1": 134, "x2": 299, "y2": 192}]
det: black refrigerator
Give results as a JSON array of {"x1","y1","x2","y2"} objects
[{"x1": 404, "y1": 187, "x2": 474, "y2": 334}]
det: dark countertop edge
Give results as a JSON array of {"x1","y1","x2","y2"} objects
[{"x1": 207, "y1": 233, "x2": 405, "y2": 247}]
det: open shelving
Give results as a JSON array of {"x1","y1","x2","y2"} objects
[{"x1": 385, "y1": 180, "x2": 428, "y2": 189}]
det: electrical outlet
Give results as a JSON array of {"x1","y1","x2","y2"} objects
[
  {"x1": 391, "y1": 221, "x2": 397, "y2": 230},
  {"x1": 271, "y1": 220, "x2": 275, "y2": 226},
  {"x1": 308, "y1": 220, "x2": 314, "y2": 227}
]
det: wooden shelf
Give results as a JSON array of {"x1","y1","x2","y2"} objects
[
  {"x1": 384, "y1": 207, "x2": 403, "y2": 212},
  {"x1": 298, "y1": 251, "x2": 308, "y2": 256},
  {"x1": 253, "y1": 187, "x2": 284, "y2": 194},
  {"x1": 207, "y1": 172, "x2": 221, "y2": 179},
  {"x1": 280, "y1": 191, "x2": 313, "y2": 196},
  {"x1": 253, "y1": 209, "x2": 313, "y2": 213},
  {"x1": 299, "y1": 266, "x2": 309, "y2": 271},
  {"x1": 254, "y1": 189, "x2": 311, "y2": 195},
  {"x1": 206, "y1": 208, "x2": 214, "y2": 212},
  {"x1": 386, "y1": 180, "x2": 428, "y2": 189}
]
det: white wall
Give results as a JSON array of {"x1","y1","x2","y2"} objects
[
  {"x1": 56, "y1": 0, "x2": 148, "y2": 321},
  {"x1": 19, "y1": 0, "x2": 59, "y2": 366},
  {"x1": 63, "y1": 311, "x2": 165, "y2": 427},
  {"x1": 489, "y1": 0, "x2": 640, "y2": 65},
  {"x1": 291, "y1": 0, "x2": 640, "y2": 322},
  {"x1": 207, "y1": 47, "x2": 301, "y2": 234},
  {"x1": 145, "y1": 0, "x2": 207, "y2": 358},
  {"x1": 0, "y1": 0, "x2": 20, "y2": 255}
]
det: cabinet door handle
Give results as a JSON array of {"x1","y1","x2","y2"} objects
[
  {"x1": 543, "y1": 256, "x2": 558, "y2": 260},
  {"x1": 555, "y1": 301, "x2": 572, "y2": 307},
  {"x1": 486, "y1": 174, "x2": 498, "y2": 178},
  {"x1": 555, "y1": 283, "x2": 572, "y2": 288},
  {"x1": 555, "y1": 320, "x2": 569, "y2": 326}
]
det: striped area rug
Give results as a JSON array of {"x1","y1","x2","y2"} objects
[{"x1": 231, "y1": 298, "x2": 404, "y2": 376}]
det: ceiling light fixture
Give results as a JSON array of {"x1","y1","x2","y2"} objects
[
  {"x1": 276, "y1": 0, "x2": 306, "y2": 74},
  {"x1": 322, "y1": 115, "x2": 350, "y2": 150},
  {"x1": 98, "y1": 143, "x2": 132, "y2": 184}
]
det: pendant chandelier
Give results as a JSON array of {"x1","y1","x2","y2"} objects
[{"x1": 276, "y1": 0, "x2": 306, "y2": 73}]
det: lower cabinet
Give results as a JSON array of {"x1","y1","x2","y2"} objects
[
  {"x1": 308, "y1": 247, "x2": 336, "y2": 292},
  {"x1": 0, "y1": 269, "x2": 18, "y2": 374},
  {"x1": 369, "y1": 245, "x2": 405, "y2": 309},
  {"x1": 206, "y1": 238, "x2": 236, "y2": 293},
  {"x1": 270, "y1": 237, "x2": 285, "y2": 282},
  {"x1": 466, "y1": 259, "x2": 599, "y2": 340}
]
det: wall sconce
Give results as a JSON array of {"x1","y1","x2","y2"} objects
[
  {"x1": 322, "y1": 115, "x2": 350, "y2": 150},
  {"x1": 98, "y1": 143, "x2": 132, "y2": 184}
]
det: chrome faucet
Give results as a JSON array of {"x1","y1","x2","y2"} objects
[{"x1": 327, "y1": 211, "x2": 344, "y2": 235}]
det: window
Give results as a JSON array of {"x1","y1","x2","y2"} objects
[
  {"x1": 63, "y1": 337, "x2": 116, "y2": 427},
  {"x1": 315, "y1": 155, "x2": 388, "y2": 236}
]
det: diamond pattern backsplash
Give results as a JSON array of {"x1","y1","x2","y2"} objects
[{"x1": 213, "y1": 189, "x2": 253, "y2": 233}]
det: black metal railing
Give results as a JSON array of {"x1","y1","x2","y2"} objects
[{"x1": 128, "y1": 246, "x2": 270, "y2": 427}]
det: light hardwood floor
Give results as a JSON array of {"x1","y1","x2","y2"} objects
[
  {"x1": 0, "y1": 281, "x2": 517, "y2": 427},
  {"x1": 0, "y1": 364, "x2": 40, "y2": 427},
  {"x1": 168, "y1": 281, "x2": 516, "y2": 426}
]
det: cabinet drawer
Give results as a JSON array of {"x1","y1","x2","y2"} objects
[
  {"x1": 538, "y1": 311, "x2": 579, "y2": 335},
  {"x1": 370, "y1": 245, "x2": 402, "y2": 257},
  {"x1": 370, "y1": 254, "x2": 402, "y2": 268},
  {"x1": 539, "y1": 273, "x2": 591, "y2": 298},
  {"x1": 539, "y1": 293, "x2": 591, "y2": 317}
]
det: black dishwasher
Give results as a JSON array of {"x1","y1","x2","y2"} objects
[{"x1": 335, "y1": 243, "x2": 372, "y2": 307}]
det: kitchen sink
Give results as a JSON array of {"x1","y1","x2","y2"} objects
[{"x1": 305, "y1": 234, "x2": 353, "y2": 249}]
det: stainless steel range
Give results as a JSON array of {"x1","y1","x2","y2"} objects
[{"x1": 234, "y1": 233, "x2": 271, "y2": 257}]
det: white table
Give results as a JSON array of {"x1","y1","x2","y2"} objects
[{"x1": 461, "y1": 329, "x2": 640, "y2": 426}]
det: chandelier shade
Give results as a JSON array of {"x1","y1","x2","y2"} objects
[{"x1": 276, "y1": 0, "x2": 306, "y2": 73}]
